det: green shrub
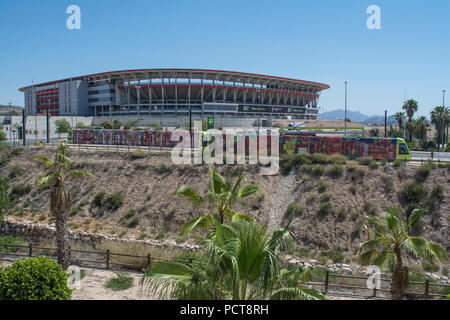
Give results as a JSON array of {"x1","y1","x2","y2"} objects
[
  {"x1": 104, "y1": 192, "x2": 124, "y2": 210},
  {"x1": 139, "y1": 232, "x2": 148, "y2": 240},
  {"x1": 286, "y1": 203, "x2": 305, "y2": 217},
  {"x1": 349, "y1": 185, "x2": 357, "y2": 195},
  {"x1": 318, "y1": 202, "x2": 332, "y2": 219},
  {"x1": 393, "y1": 160, "x2": 402, "y2": 168},
  {"x1": 311, "y1": 164, "x2": 325, "y2": 176},
  {"x1": 293, "y1": 154, "x2": 312, "y2": 167},
  {"x1": 104, "y1": 271, "x2": 133, "y2": 291},
  {"x1": 415, "y1": 164, "x2": 432, "y2": 183},
  {"x1": 317, "y1": 180, "x2": 328, "y2": 193},
  {"x1": 422, "y1": 261, "x2": 439, "y2": 273},
  {"x1": 130, "y1": 149, "x2": 146, "y2": 160},
  {"x1": 280, "y1": 158, "x2": 294, "y2": 175},
  {"x1": 398, "y1": 181, "x2": 428, "y2": 206},
  {"x1": 0, "y1": 236, "x2": 27, "y2": 253},
  {"x1": 309, "y1": 153, "x2": 331, "y2": 165},
  {"x1": 9, "y1": 184, "x2": 31, "y2": 200},
  {"x1": 358, "y1": 157, "x2": 373, "y2": 166},
  {"x1": 327, "y1": 164, "x2": 344, "y2": 178},
  {"x1": 91, "y1": 192, "x2": 105, "y2": 208},
  {"x1": 70, "y1": 206, "x2": 81, "y2": 216},
  {"x1": 363, "y1": 201, "x2": 378, "y2": 215},
  {"x1": 8, "y1": 165, "x2": 23, "y2": 179},
  {"x1": 0, "y1": 257, "x2": 71, "y2": 300},
  {"x1": 320, "y1": 193, "x2": 331, "y2": 203},
  {"x1": 369, "y1": 160, "x2": 379, "y2": 169},
  {"x1": 11, "y1": 147, "x2": 23, "y2": 156},
  {"x1": 329, "y1": 154, "x2": 347, "y2": 165},
  {"x1": 126, "y1": 216, "x2": 139, "y2": 228}
]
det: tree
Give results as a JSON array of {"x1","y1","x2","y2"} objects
[
  {"x1": 369, "y1": 128, "x2": 380, "y2": 137},
  {"x1": 356, "y1": 207, "x2": 447, "y2": 300},
  {"x1": 395, "y1": 112, "x2": 405, "y2": 129},
  {"x1": 0, "y1": 131, "x2": 6, "y2": 142},
  {"x1": 430, "y1": 106, "x2": 449, "y2": 146},
  {"x1": 174, "y1": 167, "x2": 259, "y2": 235},
  {"x1": 0, "y1": 178, "x2": 9, "y2": 221},
  {"x1": 142, "y1": 219, "x2": 324, "y2": 300},
  {"x1": 402, "y1": 99, "x2": 419, "y2": 142},
  {"x1": 413, "y1": 116, "x2": 430, "y2": 141},
  {"x1": 32, "y1": 144, "x2": 93, "y2": 270},
  {"x1": 54, "y1": 119, "x2": 71, "y2": 139}
]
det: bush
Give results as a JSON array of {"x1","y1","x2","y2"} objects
[
  {"x1": 9, "y1": 184, "x2": 31, "y2": 200},
  {"x1": 0, "y1": 236, "x2": 27, "y2": 253},
  {"x1": 415, "y1": 164, "x2": 432, "y2": 183},
  {"x1": 398, "y1": 181, "x2": 428, "y2": 205},
  {"x1": 317, "y1": 180, "x2": 328, "y2": 193},
  {"x1": 318, "y1": 202, "x2": 332, "y2": 219},
  {"x1": 286, "y1": 203, "x2": 305, "y2": 217},
  {"x1": 393, "y1": 160, "x2": 402, "y2": 168},
  {"x1": 369, "y1": 160, "x2": 379, "y2": 170},
  {"x1": 363, "y1": 201, "x2": 378, "y2": 215},
  {"x1": 358, "y1": 157, "x2": 373, "y2": 166},
  {"x1": 104, "y1": 271, "x2": 133, "y2": 291},
  {"x1": 0, "y1": 257, "x2": 71, "y2": 300},
  {"x1": 11, "y1": 147, "x2": 23, "y2": 156},
  {"x1": 130, "y1": 149, "x2": 146, "y2": 160},
  {"x1": 104, "y1": 192, "x2": 124, "y2": 210},
  {"x1": 327, "y1": 164, "x2": 344, "y2": 178},
  {"x1": 91, "y1": 192, "x2": 105, "y2": 208},
  {"x1": 320, "y1": 193, "x2": 331, "y2": 203},
  {"x1": 8, "y1": 165, "x2": 23, "y2": 179}
]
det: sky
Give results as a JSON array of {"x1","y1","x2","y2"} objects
[{"x1": 0, "y1": 0, "x2": 449, "y2": 118}]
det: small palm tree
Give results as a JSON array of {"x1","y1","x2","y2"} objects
[
  {"x1": 33, "y1": 143, "x2": 93, "y2": 270},
  {"x1": 356, "y1": 207, "x2": 447, "y2": 300},
  {"x1": 174, "y1": 167, "x2": 259, "y2": 235},
  {"x1": 402, "y1": 99, "x2": 419, "y2": 142},
  {"x1": 395, "y1": 112, "x2": 405, "y2": 129},
  {"x1": 142, "y1": 219, "x2": 325, "y2": 300}
]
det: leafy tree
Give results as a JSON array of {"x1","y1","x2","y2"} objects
[
  {"x1": 142, "y1": 219, "x2": 324, "y2": 300},
  {"x1": 174, "y1": 167, "x2": 259, "y2": 235},
  {"x1": 402, "y1": 99, "x2": 419, "y2": 142},
  {"x1": 369, "y1": 128, "x2": 380, "y2": 137},
  {"x1": 32, "y1": 144, "x2": 93, "y2": 270},
  {"x1": 356, "y1": 207, "x2": 447, "y2": 300},
  {"x1": 54, "y1": 119, "x2": 71, "y2": 139}
]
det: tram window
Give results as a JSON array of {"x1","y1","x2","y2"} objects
[{"x1": 399, "y1": 143, "x2": 409, "y2": 155}]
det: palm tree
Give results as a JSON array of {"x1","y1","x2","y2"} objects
[
  {"x1": 431, "y1": 106, "x2": 450, "y2": 146},
  {"x1": 413, "y1": 116, "x2": 430, "y2": 141},
  {"x1": 395, "y1": 112, "x2": 405, "y2": 129},
  {"x1": 174, "y1": 167, "x2": 259, "y2": 235},
  {"x1": 142, "y1": 219, "x2": 325, "y2": 300},
  {"x1": 356, "y1": 207, "x2": 447, "y2": 300},
  {"x1": 32, "y1": 143, "x2": 93, "y2": 270},
  {"x1": 402, "y1": 99, "x2": 419, "y2": 142}
]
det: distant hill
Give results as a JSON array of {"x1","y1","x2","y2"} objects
[
  {"x1": 0, "y1": 104, "x2": 23, "y2": 115},
  {"x1": 318, "y1": 109, "x2": 397, "y2": 125}
]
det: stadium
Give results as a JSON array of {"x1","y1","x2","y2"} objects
[{"x1": 19, "y1": 69, "x2": 329, "y2": 120}]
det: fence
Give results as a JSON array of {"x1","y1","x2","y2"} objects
[{"x1": 1, "y1": 242, "x2": 448, "y2": 300}]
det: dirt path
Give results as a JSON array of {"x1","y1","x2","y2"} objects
[{"x1": 267, "y1": 170, "x2": 302, "y2": 231}]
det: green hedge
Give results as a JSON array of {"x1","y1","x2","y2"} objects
[{"x1": 0, "y1": 257, "x2": 71, "y2": 300}]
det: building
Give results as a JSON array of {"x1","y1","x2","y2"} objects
[{"x1": 19, "y1": 69, "x2": 329, "y2": 120}]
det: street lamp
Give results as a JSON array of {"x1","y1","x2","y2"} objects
[
  {"x1": 443, "y1": 90, "x2": 446, "y2": 150},
  {"x1": 344, "y1": 82, "x2": 348, "y2": 136}
]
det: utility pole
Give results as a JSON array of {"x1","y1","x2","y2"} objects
[
  {"x1": 384, "y1": 110, "x2": 387, "y2": 138},
  {"x1": 344, "y1": 82, "x2": 348, "y2": 137},
  {"x1": 46, "y1": 109, "x2": 50, "y2": 143},
  {"x1": 22, "y1": 109, "x2": 26, "y2": 146}
]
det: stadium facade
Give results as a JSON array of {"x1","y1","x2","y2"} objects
[{"x1": 19, "y1": 69, "x2": 329, "y2": 120}]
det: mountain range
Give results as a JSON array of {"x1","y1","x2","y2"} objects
[{"x1": 317, "y1": 109, "x2": 397, "y2": 125}]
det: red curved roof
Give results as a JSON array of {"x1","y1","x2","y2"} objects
[{"x1": 19, "y1": 68, "x2": 330, "y2": 91}]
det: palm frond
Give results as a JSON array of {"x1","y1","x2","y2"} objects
[
  {"x1": 174, "y1": 185, "x2": 204, "y2": 207},
  {"x1": 407, "y1": 208, "x2": 427, "y2": 228},
  {"x1": 238, "y1": 183, "x2": 259, "y2": 198},
  {"x1": 36, "y1": 173, "x2": 57, "y2": 186},
  {"x1": 270, "y1": 287, "x2": 325, "y2": 300},
  {"x1": 31, "y1": 155, "x2": 53, "y2": 167},
  {"x1": 71, "y1": 169, "x2": 94, "y2": 179},
  {"x1": 179, "y1": 215, "x2": 214, "y2": 236}
]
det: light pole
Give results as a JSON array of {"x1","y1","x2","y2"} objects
[
  {"x1": 443, "y1": 90, "x2": 446, "y2": 150},
  {"x1": 344, "y1": 81, "x2": 348, "y2": 136}
]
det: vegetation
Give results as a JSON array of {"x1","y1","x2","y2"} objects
[
  {"x1": 32, "y1": 143, "x2": 93, "y2": 270},
  {"x1": 142, "y1": 219, "x2": 324, "y2": 300},
  {"x1": 356, "y1": 207, "x2": 447, "y2": 300},
  {"x1": 175, "y1": 167, "x2": 259, "y2": 234},
  {"x1": 0, "y1": 178, "x2": 9, "y2": 220},
  {"x1": 0, "y1": 257, "x2": 72, "y2": 300},
  {"x1": 54, "y1": 119, "x2": 71, "y2": 138},
  {"x1": 105, "y1": 271, "x2": 134, "y2": 291},
  {"x1": 0, "y1": 236, "x2": 27, "y2": 253}
]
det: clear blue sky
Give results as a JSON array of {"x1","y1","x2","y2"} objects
[{"x1": 0, "y1": 0, "x2": 449, "y2": 117}]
